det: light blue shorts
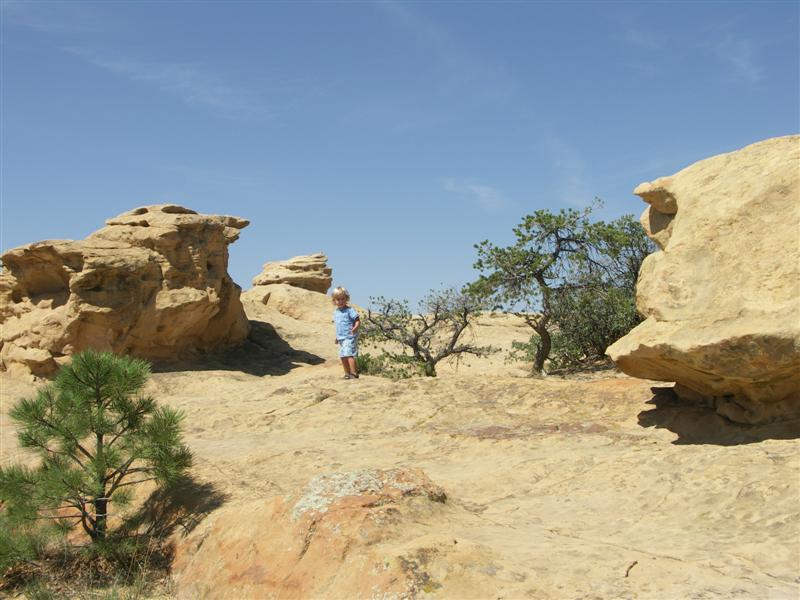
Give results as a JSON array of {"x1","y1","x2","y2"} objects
[{"x1": 338, "y1": 336, "x2": 359, "y2": 358}]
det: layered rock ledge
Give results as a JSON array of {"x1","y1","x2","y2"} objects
[
  {"x1": 608, "y1": 135, "x2": 800, "y2": 424},
  {"x1": 0, "y1": 204, "x2": 250, "y2": 376},
  {"x1": 251, "y1": 253, "x2": 332, "y2": 293}
]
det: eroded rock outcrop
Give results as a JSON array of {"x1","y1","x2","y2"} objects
[
  {"x1": 608, "y1": 136, "x2": 800, "y2": 424},
  {"x1": 0, "y1": 205, "x2": 250, "y2": 376},
  {"x1": 172, "y1": 468, "x2": 458, "y2": 599},
  {"x1": 251, "y1": 253, "x2": 332, "y2": 293},
  {"x1": 241, "y1": 283, "x2": 334, "y2": 323}
]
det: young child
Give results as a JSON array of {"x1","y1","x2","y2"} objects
[{"x1": 331, "y1": 286, "x2": 360, "y2": 379}]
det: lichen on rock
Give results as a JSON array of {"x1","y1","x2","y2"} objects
[
  {"x1": 171, "y1": 468, "x2": 450, "y2": 600},
  {"x1": 291, "y1": 468, "x2": 446, "y2": 521}
]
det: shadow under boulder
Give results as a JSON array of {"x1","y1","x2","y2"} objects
[
  {"x1": 638, "y1": 386, "x2": 800, "y2": 446},
  {"x1": 152, "y1": 320, "x2": 325, "y2": 377}
]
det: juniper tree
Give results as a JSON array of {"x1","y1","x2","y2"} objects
[
  {"x1": 545, "y1": 214, "x2": 655, "y2": 368},
  {"x1": 0, "y1": 350, "x2": 192, "y2": 544},
  {"x1": 471, "y1": 206, "x2": 596, "y2": 372},
  {"x1": 362, "y1": 287, "x2": 493, "y2": 377},
  {"x1": 472, "y1": 203, "x2": 655, "y2": 372}
]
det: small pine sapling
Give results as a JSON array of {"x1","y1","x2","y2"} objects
[{"x1": 0, "y1": 350, "x2": 192, "y2": 545}]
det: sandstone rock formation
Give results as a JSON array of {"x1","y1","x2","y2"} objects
[
  {"x1": 241, "y1": 283, "x2": 334, "y2": 323},
  {"x1": 251, "y1": 253, "x2": 332, "y2": 293},
  {"x1": 0, "y1": 205, "x2": 250, "y2": 376},
  {"x1": 172, "y1": 468, "x2": 458, "y2": 599},
  {"x1": 607, "y1": 135, "x2": 800, "y2": 424},
  {"x1": 3, "y1": 313, "x2": 798, "y2": 597}
]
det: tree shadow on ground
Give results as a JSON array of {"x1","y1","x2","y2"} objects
[
  {"x1": 153, "y1": 320, "x2": 325, "y2": 376},
  {"x1": 122, "y1": 475, "x2": 229, "y2": 539},
  {"x1": 638, "y1": 386, "x2": 800, "y2": 446},
  {"x1": 547, "y1": 358, "x2": 618, "y2": 378}
]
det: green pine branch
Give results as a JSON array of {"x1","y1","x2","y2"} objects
[{"x1": 0, "y1": 350, "x2": 193, "y2": 550}]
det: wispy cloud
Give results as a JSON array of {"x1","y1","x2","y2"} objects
[
  {"x1": 346, "y1": 1, "x2": 516, "y2": 135},
  {"x1": 609, "y1": 11, "x2": 670, "y2": 78},
  {"x1": 374, "y1": 0, "x2": 448, "y2": 51},
  {"x1": 604, "y1": 151, "x2": 711, "y2": 192},
  {"x1": 157, "y1": 164, "x2": 265, "y2": 189},
  {"x1": 372, "y1": 0, "x2": 517, "y2": 102},
  {"x1": 440, "y1": 178, "x2": 510, "y2": 212},
  {"x1": 615, "y1": 14, "x2": 766, "y2": 86},
  {"x1": 537, "y1": 134, "x2": 592, "y2": 208},
  {"x1": 1, "y1": 0, "x2": 105, "y2": 33},
  {"x1": 64, "y1": 48, "x2": 265, "y2": 119},
  {"x1": 713, "y1": 34, "x2": 762, "y2": 84},
  {"x1": 621, "y1": 28, "x2": 664, "y2": 50},
  {"x1": 5, "y1": 3, "x2": 268, "y2": 119}
]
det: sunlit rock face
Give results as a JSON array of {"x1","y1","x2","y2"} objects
[
  {"x1": 171, "y1": 468, "x2": 453, "y2": 600},
  {"x1": 251, "y1": 252, "x2": 333, "y2": 293},
  {"x1": 607, "y1": 135, "x2": 800, "y2": 424},
  {"x1": 0, "y1": 204, "x2": 250, "y2": 376}
]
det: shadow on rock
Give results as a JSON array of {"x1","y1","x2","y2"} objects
[
  {"x1": 154, "y1": 320, "x2": 325, "y2": 376},
  {"x1": 638, "y1": 387, "x2": 800, "y2": 446},
  {"x1": 122, "y1": 476, "x2": 229, "y2": 539}
]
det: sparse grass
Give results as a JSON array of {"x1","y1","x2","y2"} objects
[
  {"x1": 2, "y1": 474, "x2": 225, "y2": 599},
  {"x1": 1, "y1": 535, "x2": 174, "y2": 600}
]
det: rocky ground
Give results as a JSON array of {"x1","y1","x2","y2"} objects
[{"x1": 2, "y1": 286, "x2": 798, "y2": 599}]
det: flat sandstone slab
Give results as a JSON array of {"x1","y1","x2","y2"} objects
[{"x1": 5, "y1": 363, "x2": 795, "y2": 598}]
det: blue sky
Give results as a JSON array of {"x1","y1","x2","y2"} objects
[{"x1": 2, "y1": 1, "x2": 798, "y2": 307}]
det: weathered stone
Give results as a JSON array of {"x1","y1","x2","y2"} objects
[
  {"x1": 608, "y1": 135, "x2": 800, "y2": 424},
  {"x1": 241, "y1": 283, "x2": 334, "y2": 323},
  {"x1": 251, "y1": 253, "x2": 332, "y2": 293},
  {"x1": 0, "y1": 205, "x2": 250, "y2": 376},
  {"x1": 172, "y1": 468, "x2": 449, "y2": 599}
]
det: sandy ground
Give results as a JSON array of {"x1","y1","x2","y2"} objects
[{"x1": 1, "y1": 288, "x2": 798, "y2": 599}]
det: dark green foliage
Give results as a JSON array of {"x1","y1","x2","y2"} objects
[
  {"x1": 361, "y1": 287, "x2": 494, "y2": 377},
  {"x1": 546, "y1": 214, "x2": 653, "y2": 368},
  {"x1": 0, "y1": 512, "x2": 53, "y2": 574},
  {"x1": 355, "y1": 352, "x2": 427, "y2": 380},
  {"x1": 354, "y1": 352, "x2": 382, "y2": 376},
  {"x1": 549, "y1": 281, "x2": 642, "y2": 369},
  {"x1": 585, "y1": 213, "x2": 654, "y2": 292},
  {"x1": 508, "y1": 285, "x2": 641, "y2": 372},
  {"x1": 0, "y1": 350, "x2": 192, "y2": 560},
  {"x1": 472, "y1": 203, "x2": 655, "y2": 372}
]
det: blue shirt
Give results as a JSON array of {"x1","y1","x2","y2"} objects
[{"x1": 333, "y1": 306, "x2": 360, "y2": 340}]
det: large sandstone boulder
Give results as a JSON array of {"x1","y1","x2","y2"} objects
[
  {"x1": 608, "y1": 136, "x2": 800, "y2": 424},
  {"x1": 251, "y1": 253, "x2": 332, "y2": 293},
  {"x1": 172, "y1": 468, "x2": 457, "y2": 599},
  {"x1": 0, "y1": 205, "x2": 250, "y2": 376}
]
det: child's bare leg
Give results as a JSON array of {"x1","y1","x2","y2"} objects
[
  {"x1": 346, "y1": 356, "x2": 358, "y2": 376},
  {"x1": 340, "y1": 357, "x2": 351, "y2": 375}
]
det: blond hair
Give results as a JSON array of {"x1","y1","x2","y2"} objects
[{"x1": 331, "y1": 286, "x2": 350, "y2": 301}]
